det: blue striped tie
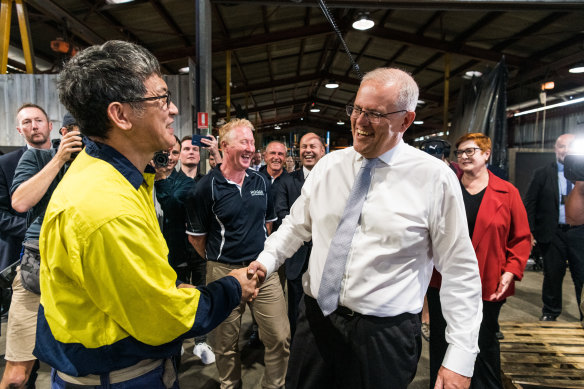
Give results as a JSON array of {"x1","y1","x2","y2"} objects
[{"x1": 317, "y1": 158, "x2": 378, "y2": 316}]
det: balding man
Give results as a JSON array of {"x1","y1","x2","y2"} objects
[
  {"x1": 525, "y1": 133, "x2": 580, "y2": 321},
  {"x1": 274, "y1": 133, "x2": 325, "y2": 338}
]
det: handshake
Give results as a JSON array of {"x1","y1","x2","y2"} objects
[{"x1": 228, "y1": 261, "x2": 268, "y2": 303}]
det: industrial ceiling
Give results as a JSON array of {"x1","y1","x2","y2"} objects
[{"x1": 4, "y1": 0, "x2": 584, "y2": 145}]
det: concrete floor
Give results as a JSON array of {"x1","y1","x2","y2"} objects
[{"x1": 0, "y1": 265, "x2": 581, "y2": 388}]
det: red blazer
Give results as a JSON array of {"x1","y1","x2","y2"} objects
[{"x1": 430, "y1": 171, "x2": 531, "y2": 302}]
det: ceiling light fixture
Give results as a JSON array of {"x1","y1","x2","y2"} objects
[
  {"x1": 105, "y1": 0, "x2": 134, "y2": 4},
  {"x1": 309, "y1": 102, "x2": 320, "y2": 113},
  {"x1": 352, "y1": 12, "x2": 374, "y2": 31},
  {"x1": 337, "y1": 120, "x2": 344, "y2": 125},
  {"x1": 569, "y1": 63, "x2": 584, "y2": 74},
  {"x1": 274, "y1": 125, "x2": 281, "y2": 130},
  {"x1": 413, "y1": 121, "x2": 424, "y2": 125},
  {"x1": 417, "y1": 100, "x2": 425, "y2": 105},
  {"x1": 179, "y1": 66, "x2": 189, "y2": 74},
  {"x1": 514, "y1": 96, "x2": 584, "y2": 117},
  {"x1": 463, "y1": 70, "x2": 483, "y2": 79},
  {"x1": 325, "y1": 80, "x2": 339, "y2": 89}
]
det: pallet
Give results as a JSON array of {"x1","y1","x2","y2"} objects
[{"x1": 500, "y1": 321, "x2": 584, "y2": 389}]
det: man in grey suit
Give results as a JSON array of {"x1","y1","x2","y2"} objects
[
  {"x1": 524, "y1": 133, "x2": 583, "y2": 321},
  {"x1": 274, "y1": 132, "x2": 325, "y2": 338}
]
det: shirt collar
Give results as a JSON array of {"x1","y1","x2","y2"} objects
[
  {"x1": 84, "y1": 138, "x2": 151, "y2": 190},
  {"x1": 355, "y1": 139, "x2": 402, "y2": 166},
  {"x1": 303, "y1": 166, "x2": 311, "y2": 179},
  {"x1": 557, "y1": 161, "x2": 564, "y2": 172}
]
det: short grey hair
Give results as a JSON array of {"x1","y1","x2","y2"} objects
[
  {"x1": 57, "y1": 40, "x2": 161, "y2": 139},
  {"x1": 361, "y1": 67, "x2": 419, "y2": 112}
]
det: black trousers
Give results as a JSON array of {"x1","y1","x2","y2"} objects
[
  {"x1": 286, "y1": 295, "x2": 421, "y2": 389},
  {"x1": 541, "y1": 226, "x2": 584, "y2": 320},
  {"x1": 428, "y1": 288, "x2": 504, "y2": 389},
  {"x1": 287, "y1": 275, "x2": 303, "y2": 340}
]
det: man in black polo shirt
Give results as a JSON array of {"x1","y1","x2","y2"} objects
[{"x1": 186, "y1": 118, "x2": 290, "y2": 389}]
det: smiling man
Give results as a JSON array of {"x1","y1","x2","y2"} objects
[
  {"x1": 274, "y1": 132, "x2": 325, "y2": 338},
  {"x1": 249, "y1": 67, "x2": 482, "y2": 389},
  {"x1": 185, "y1": 119, "x2": 290, "y2": 389},
  {"x1": 34, "y1": 41, "x2": 258, "y2": 388}
]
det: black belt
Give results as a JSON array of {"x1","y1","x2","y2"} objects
[
  {"x1": 559, "y1": 223, "x2": 572, "y2": 232},
  {"x1": 213, "y1": 259, "x2": 253, "y2": 267},
  {"x1": 335, "y1": 305, "x2": 361, "y2": 317}
]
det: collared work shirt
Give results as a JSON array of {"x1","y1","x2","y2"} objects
[{"x1": 257, "y1": 141, "x2": 482, "y2": 377}]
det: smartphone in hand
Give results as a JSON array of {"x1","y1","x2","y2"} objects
[{"x1": 192, "y1": 134, "x2": 213, "y2": 147}]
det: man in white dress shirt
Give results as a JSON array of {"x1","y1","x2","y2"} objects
[{"x1": 248, "y1": 67, "x2": 482, "y2": 389}]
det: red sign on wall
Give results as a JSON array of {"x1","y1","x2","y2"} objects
[{"x1": 197, "y1": 112, "x2": 209, "y2": 129}]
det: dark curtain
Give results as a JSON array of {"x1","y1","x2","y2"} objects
[{"x1": 450, "y1": 59, "x2": 509, "y2": 175}]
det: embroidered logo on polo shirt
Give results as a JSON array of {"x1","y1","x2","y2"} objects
[{"x1": 250, "y1": 190, "x2": 264, "y2": 196}]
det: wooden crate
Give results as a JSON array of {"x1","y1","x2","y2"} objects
[{"x1": 500, "y1": 321, "x2": 584, "y2": 389}]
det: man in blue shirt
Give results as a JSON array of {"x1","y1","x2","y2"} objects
[{"x1": 186, "y1": 118, "x2": 290, "y2": 389}]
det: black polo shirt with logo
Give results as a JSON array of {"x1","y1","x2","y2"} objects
[{"x1": 185, "y1": 165, "x2": 277, "y2": 264}]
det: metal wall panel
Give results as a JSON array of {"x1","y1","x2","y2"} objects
[{"x1": 0, "y1": 74, "x2": 193, "y2": 148}]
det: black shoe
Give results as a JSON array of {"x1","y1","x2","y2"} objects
[
  {"x1": 540, "y1": 315, "x2": 557, "y2": 321},
  {"x1": 495, "y1": 331, "x2": 504, "y2": 340},
  {"x1": 247, "y1": 329, "x2": 262, "y2": 348}
]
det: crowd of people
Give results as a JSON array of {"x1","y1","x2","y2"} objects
[{"x1": 0, "y1": 40, "x2": 581, "y2": 389}]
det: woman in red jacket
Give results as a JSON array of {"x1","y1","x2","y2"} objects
[{"x1": 427, "y1": 133, "x2": 531, "y2": 389}]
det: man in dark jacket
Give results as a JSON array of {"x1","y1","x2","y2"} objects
[
  {"x1": 274, "y1": 132, "x2": 325, "y2": 338},
  {"x1": 524, "y1": 133, "x2": 582, "y2": 321}
]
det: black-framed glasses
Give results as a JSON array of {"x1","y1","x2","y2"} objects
[
  {"x1": 455, "y1": 147, "x2": 481, "y2": 157},
  {"x1": 346, "y1": 104, "x2": 406, "y2": 124},
  {"x1": 121, "y1": 91, "x2": 171, "y2": 109}
]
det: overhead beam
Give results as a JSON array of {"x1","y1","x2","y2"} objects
[
  {"x1": 155, "y1": 22, "x2": 336, "y2": 63},
  {"x1": 25, "y1": 0, "x2": 105, "y2": 45},
  {"x1": 211, "y1": 0, "x2": 584, "y2": 11}
]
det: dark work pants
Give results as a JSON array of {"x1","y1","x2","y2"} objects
[
  {"x1": 427, "y1": 287, "x2": 447, "y2": 389},
  {"x1": 541, "y1": 227, "x2": 584, "y2": 320},
  {"x1": 471, "y1": 300, "x2": 504, "y2": 389},
  {"x1": 287, "y1": 276, "x2": 303, "y2": 340},
  {"x1": 286, "y1": 296, "x2": 421, "y2": 389},
  {"x1": 428, "y1": 290, "x2": 504, "y2": 389}
]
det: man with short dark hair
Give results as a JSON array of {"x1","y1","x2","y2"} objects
[
  {"x1": 0, "y1": 104, "x2": 52, "y2": 275},
  {"x1": 249, "y1": 67, "x2": 482, "y2": 389},
  {"x1": 274, "y1": 132, "x2": 325, "y2": 338},
  {"x1": 35, "y1": 41, "x2": 258, "y2": 388},
  {"x1": 1, "y1": 112, "x2": 82, "y2": 389},
  {"x1": 250, "y1": 151, "x2": 262, "y2": 171},
  {"x1": 186, "y1": 118, "x2": 290, "y2": 389}
]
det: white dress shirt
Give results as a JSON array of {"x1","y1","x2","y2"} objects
[{"x1": 257, "y1": 140, "x2": 482, "y2": 377}]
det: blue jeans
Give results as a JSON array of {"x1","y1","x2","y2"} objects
[{"x1": 51, "y1": 364, "x2": 180, "y2": 389}]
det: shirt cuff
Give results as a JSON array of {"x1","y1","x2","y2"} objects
[
  {"x1": 256, "y1": 253, "x2": 276, "y2": 277},
  {"x1": 442, "y1": 344, "x2": 478, "y2": 378}
]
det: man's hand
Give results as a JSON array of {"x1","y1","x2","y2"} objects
[
  {"x1": 530, "y1": 233, "x2": 536, "y2": 247},
  {"x1": 56, "y1": 130, "x2": 83, "y2": 164},
  {"x1": 434, "y1": 366, "x2": 471, "y2": 389},
  {"x1": 177, "y1": 283, "x2": 195, "y2": 289},
  {"x1": 200, "y1": 134, "x2": 222, "y2": 163},
  {"x1": 247, "y1": 260, "x2": 267, "y2": 283},
  {"x1": 489, "y1": 271, "x2": 514, "y2": 300},
  {"x1": 228, "y1": 267, "x2": 259, "y2": 302}
]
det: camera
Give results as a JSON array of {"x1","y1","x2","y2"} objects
[
  {"x1": 153, "y1": 151, "x2": 169, "y2": 168},
  {"x1": 564, "y1": 154, "x2": 584, "y2": 182}
]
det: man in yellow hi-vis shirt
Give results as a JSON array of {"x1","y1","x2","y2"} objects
[{"x1": 34, "y1": 40, "x2": 259, "y2": 389}]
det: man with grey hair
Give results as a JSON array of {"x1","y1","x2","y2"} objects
[
  {"x1": 34, "y1": 41, "x2": 258, "y2": 388},
  {"x1": 249, "y1": 67, "x2": 482, "y2": 389}
]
